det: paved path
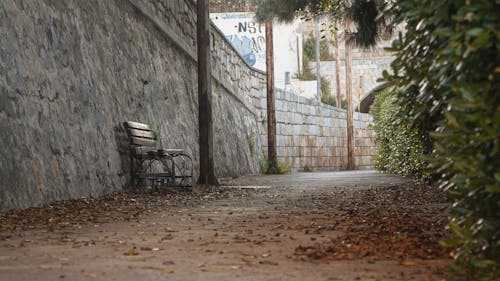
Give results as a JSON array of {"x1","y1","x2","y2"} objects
[{"x1": 0, "y1": 171, "x2": 448, "y2": 281}]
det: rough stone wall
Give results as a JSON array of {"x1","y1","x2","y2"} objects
[
  {"x1": 140, "y1": 0, "x2": 197, "y2": 48},
  {"x1": 256, "y1": 90, "x2": 376, "y2": 171},
  {"x1": 0, "y1": 0, "x2": 262, "y2": 210},
  {"x1": 0, "y1": 0, "x2": 376, "y2": 211},
  {"x1": 210, "y1": 26, "x2": 266, "y2": 177},
  {"x1": 311, "y1": 58, "x2": 393, "y2": 101}
]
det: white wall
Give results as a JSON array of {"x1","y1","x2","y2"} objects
[
  {"x1": 272, "y1": 21, "x2": 303, "y2": 91},
  {"x1": 210, "y1": 13, "x2": 303, "y2": 93}
]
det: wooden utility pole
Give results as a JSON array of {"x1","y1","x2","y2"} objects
[
  {"x1": 197, "y1": 0, "x2": 218, "y2": 185},
  {"x1": 345, "y1": 18, "x2": 355, "y2": 170},
  {"x1": 334, "y1": 30, "x2": 342, "y2": 109},
  {"x1": 265, "y1": 20, "x2": 278, "y2": 172}
]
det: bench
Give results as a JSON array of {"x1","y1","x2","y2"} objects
[{"x1": 123, "y1": 121, "x2": 193, "y2": 187}]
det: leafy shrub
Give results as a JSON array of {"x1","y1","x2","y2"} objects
[
  {"x1": 295, "y1": 57, "x2": 316, "y2": 81},
  {"x1": 320, "y1": 76, "x2": 330, "y2": 96},
  {"x1": 298, "y1": 35, "x2": 334, "y2": 102},
  {"x1": 321, "y1": 91, "x2": 345, "y2": 108},
  {"x1": 303, "y1": 35, "x2": 333, "y2": 61},
  {"x1": 296, "y1": 57, "x2": 334, "y2": 106},
  {"x1": 370, "y1": 90, "x2": 428, "y2": 180},
  {"x1": 381, "y1": 0, "x2": 499, "y2": 279},
  {"x1": 260, "y1": 153, "x2": 291, "y2": 174},
  {"x1": 321, "y1": 92, "x2": 336, "y2": 107}
]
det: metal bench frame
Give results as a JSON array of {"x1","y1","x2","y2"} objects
[{"x1": 123, "y1": 121, "x2": 193, "y2": 187}]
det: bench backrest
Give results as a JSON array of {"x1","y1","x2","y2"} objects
[{"x1": 123, "y1": 121, "x2": 157, "y2": 151}]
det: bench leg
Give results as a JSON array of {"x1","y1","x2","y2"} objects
[{"x1": 172, "y1": 154, "x2": 193, "y2": 187}]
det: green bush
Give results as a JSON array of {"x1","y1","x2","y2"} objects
[
  {"x1": 370, "y1": 90, "x2": 428, "y2": 180},
  {"x1": 321, "y1": 91, "x2": 345, "y2": 108},
  {"x1": 320, "y1": 92, "x2": 336, "y2": 107},
  {"x1": 320, "y1": 76, "x2": 332, "y2": 100},
  {"x1": 381, "y1": 0, "x2": 499, "y2": 279},
  {"x1": 260, "y1": 153, "x2": 291, "y2": 174},
  {"x1": 298, "y1": 35, "x2": 334, "y2": 101},
  {"x1": 303, "y1": 35, "x2": 333, "y2": 61},
  {"x1": 297, "y1": 58, "x2": 335, "y2": 108},
  {"x1": 295, "y1": 57, "x2": 316, "y2": 81}
]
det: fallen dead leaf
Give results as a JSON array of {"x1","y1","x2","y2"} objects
[
  {"x1": 160, "y1": 234, "x2": 173, "y2": 241},
  {"x1": 124, "y1": 248, "x2": 139, "y2": 256},
  {"x1": 162, "y1": 269, "x2": 175, "y2": 274},
  {"x1": 241, "y1": 258, "x2": 254, "y2": 265},
  {"x1": 200, "y1": 268, "x2": 217, "y2": 272},
  {"x1": 259, "y1": 260, "x2": 278, "y2": 266}
]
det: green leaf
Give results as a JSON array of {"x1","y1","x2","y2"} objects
[
  {"x1": 466, "y1": 27, "x2": 484, "y2": 37},
  {"x1": 449, "y1": 223, "x2": 463, "y2": 237},
  {"x1": 444, "y1": 111, "x2": 459, "y2": 128},
  {"x1": 485, "y1": 184, "x2": 500, "y2": 193},
  {"x1": 439, "y1": 238, "x2": 461, "y2": 247},
  {"x1": 471, "y1": 258, "x2": 497, "y2": 269}
]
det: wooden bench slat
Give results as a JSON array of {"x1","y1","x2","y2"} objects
[
  {"x1": 136, "y1": 172, "x2": 172, "y2": 178},
  {"x1": 136, "y1": 173, "x2": 192, "y2": 179},
  {"x1": 134, "y1": 146, "x2": 156, "y2": 155},
  {"x1": 131, "y1": 136, "x2": 156, "y2": 147},
  {"x1": 159, "y1": 148, "x2": 185, "y2": 153},
  {"x1": 128, "y1": 128, "x2": 155, "y2": 139},
  {"x1": 124, "y1": 121, "x2": 150, "y2": 131}
]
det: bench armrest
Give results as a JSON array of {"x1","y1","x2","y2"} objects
[{"x1": 159, "y1": 148, "x2": 185, "y2": 153}]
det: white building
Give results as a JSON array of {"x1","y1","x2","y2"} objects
[{"x1": 210, "y1": 13, "x2": 317, "y2": 98}]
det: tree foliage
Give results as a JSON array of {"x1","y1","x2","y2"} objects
[
  {"x1": 302, "y1": 35, "x2": 332, "y2": 61},
  {"x1": 252, "y1": 0, "x2": 391, "y2": 49},
  {"x1": 378, "y1": 0, "x2": 500, "y2": 279},
  {"x1": 253, "y1": 0, "x2": 325, "y2": 23},
  {"x1": 370, "y1": 90, "x2": 428, "y2": 180}
]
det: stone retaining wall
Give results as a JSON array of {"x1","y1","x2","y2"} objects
[
  {"x1": 310, "y1": 58, "x2": 393, "y2": 101},
  {"x1": 255, "y1": 90, "x2": 376, "y2": 171},
  {"x1": 0, "y1": 0, "x2": 376, "y2": 211},
  {"x1": 0, "y1": 0, "x2": 262, "y2": 210}
]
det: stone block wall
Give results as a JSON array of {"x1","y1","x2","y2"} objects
[
  {"x1": 310, "y1": 58, "x2": 393, "y2": 102},
  {"x1": 0, "y1": 0, "x2": 376, "y2": 211},
  {"x1": 255, "y1": 90, "x2": 376, "y2": 171},
  {"x1": 210, "y1": 26, "x2": 266, "y2": 176},
  {"x1": 0, "y1": 0, "x2": 262, "y2": 210},
  {"x1": 139, "y1": 0, "x2": 197, "y2": 49}
]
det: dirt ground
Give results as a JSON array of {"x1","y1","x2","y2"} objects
[{"x1": 0, "y1": 171, "x2": 451, "y2": 281}]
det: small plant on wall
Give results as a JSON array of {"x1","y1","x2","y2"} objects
[
  {"x1": 260, "y1": 152, "x2": 291, "y2": 174},
  {"x1": 248, "y1": 132, "x2": 255, "y2": 156}
]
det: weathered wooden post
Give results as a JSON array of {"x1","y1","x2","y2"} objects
[
  {"x1": 197, "y1": 0, "x2": 218, "y2": 185},
  {"x1": 345, "y1": 18, "x2": 355, "y2": 170},
  {"x1": 265, "y1": 20, "x2": 278, "y2": 172}
]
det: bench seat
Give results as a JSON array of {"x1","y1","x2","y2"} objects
[{"x1": 123, "y1": 121, "x2": 193, "y2": 188}]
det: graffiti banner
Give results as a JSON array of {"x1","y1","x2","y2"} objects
[{"x1": 210, "y1": 12, "x2": 266, "y2": 72}]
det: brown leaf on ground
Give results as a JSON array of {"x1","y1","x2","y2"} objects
[
  {"x1": 259, "y1": 260, "x2": 279, "y2": 265},
  {"x1": 293, "y1": 184, "x2": 450, "y2": 262},
  {"x1": 124, "y1": 248, "x2": 139, "y2": 256}
]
